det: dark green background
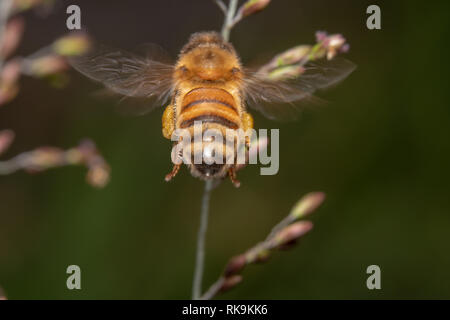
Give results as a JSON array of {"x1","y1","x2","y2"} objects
[{"x1": 1, "y1": 0, "x2": 449, "y2": 299}]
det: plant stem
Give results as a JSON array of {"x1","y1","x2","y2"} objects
[
  {"x1": 214, "y1": 0, "x2": 227, "y2": 15},
  {"x1": 192, "y1": 179, "x2": 214, "y2": 300},
  {"x1": 221, "y1": 0, "x2": 239, "y2": 42}
]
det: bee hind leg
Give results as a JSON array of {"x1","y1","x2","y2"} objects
[
  {"x1": 228, "y1": 167, "x2": 241, "y2": 188},
  {"x1": 162, "y1": 104, "x2": 175, "y2": 139},
  {"x1": 165, "y1": 164, "x2": 181, "y2": 182}
]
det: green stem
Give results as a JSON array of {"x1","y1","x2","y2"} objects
[
  {"x1": 192, "y1": 180, "x2": 214, "y2": 300},
  {"x1": 221, "y1": 0, "x2": 239, "y2": 42}
]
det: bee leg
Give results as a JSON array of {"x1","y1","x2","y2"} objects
[
  {"x1": 228, "y1": 167, "x2": 241, "y2": 188},
  {"x1": 165, "y1": 164, "x2": 181, "y2": 182},
  {"x1": 162, "y1": 104, "x2": 175, "y2": 139},
  {"x1": 242, "y1": 111, "x2": 254, "y2": 148}
]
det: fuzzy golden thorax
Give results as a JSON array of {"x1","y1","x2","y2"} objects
[{"x1": 174, "y1": 32, "x2": 242, "y2": 84}]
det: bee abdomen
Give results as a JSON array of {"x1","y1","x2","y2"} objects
[{"x1": 177, "y1": 87, "x2": 241, "y2": 130}]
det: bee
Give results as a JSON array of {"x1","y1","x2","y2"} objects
[{"x1": 71, "y1": 31, "x2": 355, "y2": 187}]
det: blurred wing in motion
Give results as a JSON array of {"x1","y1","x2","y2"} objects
[
  {"x1": 243, "y1": 58, "x2": 356, "y2": 120},
  {"x1": 70, "y1": 43, "x2": 175, "y2": 114}
]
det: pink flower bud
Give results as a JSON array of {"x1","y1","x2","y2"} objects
[
  {"x1": 0, "y1": 130, "x2": 15, "y2": 155},
  {"x1": 0, "y1": 60, "x2": 21, "y2": 106},
  {"x1": 87, "y1": 165, "x2": 110, "y2": 188},
  {"x1": 224, "y1": 254, "x2": 247, "y2": 277},
  {"x1": 220, "y1": 275, "x2": 243, "y2": 292},
  {"x1": 267, "y1": 65, "x2": 305, "y2": 81},
  {"x1": 274, "y1": 221, "x2": 313, "y2": 248},
  {"x1": 53, "y1": 33, "x2": 91, "y2": 57},
  {"x1": 28, "y1": 55, "x2": 67, "y2": 77},
  {"x1": 241, "y1": 0, "x2": 271, "y2": 17},
  {"x1": 289, "y1": 192, "x2": 325, "y2": 219},
  {"x1": 0, "y1": 17, "x2": 25, "y2": 59}
]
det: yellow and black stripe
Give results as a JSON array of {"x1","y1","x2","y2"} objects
[{"x1": 177, "y1": 87, "x2": 241, "y2": 131}]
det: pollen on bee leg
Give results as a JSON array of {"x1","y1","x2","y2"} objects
[
  {"x1": 165, "y1": 164, "x2": 181, "y2": 182},
  {"x1": 241, "y1": 112, "x2": 254, "y2": 147},
  {"x1": 228, "y1": 167, "x2": 241, "y2": 188},
  {"x1": 162, "y1": 104, "x2": 175, "y2": 139}
]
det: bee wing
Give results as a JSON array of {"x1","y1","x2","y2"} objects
[
  {"x1": 69, "y1": 43, "x2": 175, "y2": 114},
  {"x1": 243, "y1": 58, "x2": 356, "y2": 120}
]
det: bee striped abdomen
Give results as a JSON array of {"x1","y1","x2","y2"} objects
[{"x1": 177, "y1": 87, "x2": 241, "y2": 130}]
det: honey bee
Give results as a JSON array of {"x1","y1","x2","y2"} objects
[{"x1": 71, "y1": 31, "x2": 355, "y2": 187}]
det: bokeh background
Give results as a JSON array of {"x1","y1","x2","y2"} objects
[{"x1": 1, "y1": 0, "x2": 449, "y2": 299}]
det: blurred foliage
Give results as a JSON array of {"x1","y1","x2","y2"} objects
[{"x1": 0, "y1": 0, "x2": 449, "y2": 299}]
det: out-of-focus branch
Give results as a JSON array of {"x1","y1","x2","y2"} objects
[
  {"x1": 257, "y1": 31, "x2": 350, "y2": 81},
  {"x1": 200, "y1": 192, "x2": 325, "y2": 300},
  {"x1": 0, "y1": 0, "x2": 91, "y2": 106},
  {"x1": 0, "y1": 131, "x2": 110, "y2": 188},
  {"x1": 0, "y1": 31, "x2": 91, "y2": 106},
  {"x1": 0, "y1": 2, "x2": 107, "y2": 188}
]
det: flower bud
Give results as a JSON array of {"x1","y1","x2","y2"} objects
[
  {"x1": 274, "y1": 221, "x2": 313, "y2": 248},
  {"x1": 241, "y1": 0, "x2": 271, "y2": 17},
  {"x1": 0, "y1": 60, "x2": 21, "y2": 106},
  {"x1": 27, "y1": 55, "x2": 67, "y2": 77},
  {"x1": 315, "y1": 31, "x2": 349, "y2": 60},
  {"x1": 53, "y1": 34, "x2": 91, "y2": 57},
  {"x1": 0, "y1": 17, "x2": 25, "y2": 59},
  {"x1": 87, "y1": 165, "x2": 110, "y2": 188},
  {"x1": 0, "y1": 130, "x2": 15, "y2": 155},
  {"x1": 267, "y1": 65, "x2": 305, "y2": 81},
  {"x1": 13, "y1": 0, "x2": 48, "y2": 13},
  {"x1": 289, "y1": 192, "x2": 325, "y2": 220},
  {"x1": 224, "y1": 254, "x2": 247, "y2": 277},
  {"x1": 245, "y1": 246, "x2": 270, "y2": 263},
  {"x1": 275, "y1": 45, "x2": 311, "y2": 67},
  {"x1": 220, "y1": 275, "x2": 243, "y2": 293}
]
